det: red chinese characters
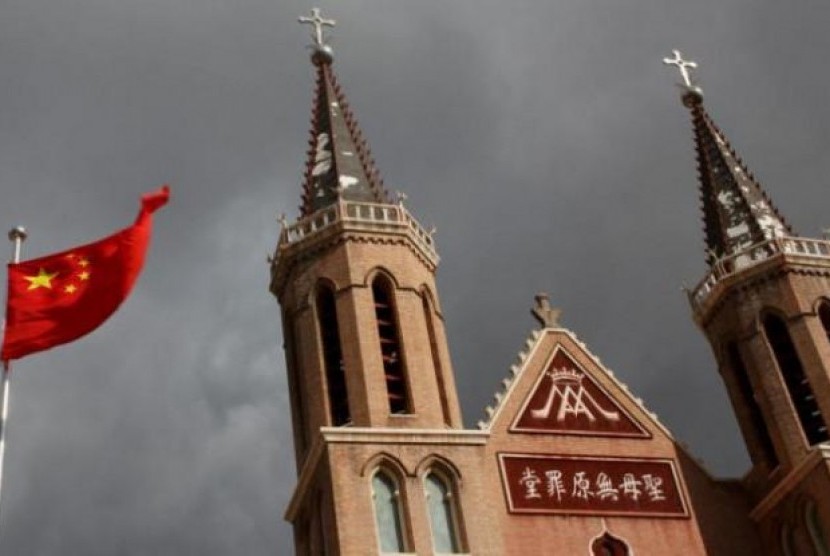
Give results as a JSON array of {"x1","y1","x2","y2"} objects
[{"x1": 499, "y1": 454, "x2": 688, "y2": 517}]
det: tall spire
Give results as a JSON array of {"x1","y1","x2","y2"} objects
[
  {"x1": 297, "y1": 8, "x2": 390, "y2": 217},
  {"x1": 664, "y1": 50, "x2": 793, "y2": 264}
]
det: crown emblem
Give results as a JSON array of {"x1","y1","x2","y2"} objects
[{"x1": 547, "y1": 367, "x2": 583, "y2": 385}]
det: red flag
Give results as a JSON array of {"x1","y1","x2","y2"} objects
[{"x1": 1, "y1": 186, "x2": 170, "y2": 361}]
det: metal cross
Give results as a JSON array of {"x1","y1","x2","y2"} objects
[
  {"x1": 663, "y1": 49, "x2": 698, "y2": 88},
  {"x1": 298, "y1": 8, "x2": 336, "y2": 47}
]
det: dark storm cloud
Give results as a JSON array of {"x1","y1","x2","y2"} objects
[{"x1": 0, "y1": 0, "x2": 827, "y2": 553}]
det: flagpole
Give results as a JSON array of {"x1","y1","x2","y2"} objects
[{"x1": 0, "y1": 226, "x2": 26, "y2": 519}]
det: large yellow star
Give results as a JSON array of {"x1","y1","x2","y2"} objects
[{"x1": 25, "y1": 268, "x2": 58, "y2": 290}]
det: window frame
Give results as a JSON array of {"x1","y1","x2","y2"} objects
[
  {"x1": 370, "y1": 468, "x2": 411, "y2": 554},
  {"x1": 422, "y1": 467, "x2": 466, "y2": 555}
]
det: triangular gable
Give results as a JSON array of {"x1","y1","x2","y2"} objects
[{"x1": 510, "y1": 344, "x2": 650, "y2": 438}]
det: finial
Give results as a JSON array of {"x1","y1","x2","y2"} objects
[
  {"x1": 278, "y1": 213, "x2": 288, "y2": 229},
  {"x1": 395, "y1": 191, "x2": 408, "y2": 206},
  {"x1": 8, "y1": 227, "x2": 26, "y2": 243},
  {"x1": 8, "y1": 226, "x2": 27, "y2": 264},
  {"x1": 299, "y1": 8, "x2": 336, "y2": 65},
  {"x1": 531, "y1": 292, "x2": 562, "y2": 329},
  {"x1": 822, "y1": 228, "x2": 830, "y2": 240},
  {"x1": 663, "y1": 49, "x2": 703, "y2": 104}
]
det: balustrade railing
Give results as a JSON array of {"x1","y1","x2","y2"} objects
[
  {"x1": 690, "y1": 236, "x2": 830, "y2": 310},
  {"x1": 278, "y1": 200, "x2": 437, "y2": 262}
]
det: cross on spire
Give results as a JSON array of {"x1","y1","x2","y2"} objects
[
  {"x1": 663, "y1": 49, "x2": 698, "y2": 88},
  {"x1": 298, "y1": 8, "x2": 336, "y2": 48},
  {"x1": 531, "y1": 293, "x2": 562, "y2": 329}
]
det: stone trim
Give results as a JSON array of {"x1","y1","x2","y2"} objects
[{"x1": 749, "y1": 444, "x2": 830, "y2": 521}]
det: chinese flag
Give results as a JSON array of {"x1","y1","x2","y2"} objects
[{"x1": 1, "y1": 186, "x2": 170, "y2": 361}]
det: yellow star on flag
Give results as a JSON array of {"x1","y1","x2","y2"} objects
[
  {"x1": 25, "y1": 268, "x2": 58, "y2": 290},
  {"x1": 78, "y1": 271, "x2": 90, "y2": 281},
  {"x1": 64, "y1": 284, "x2": 77, "y2": 294},
  {"x1": 77, "y1": 258, "x2": 90, "y2": 268}
]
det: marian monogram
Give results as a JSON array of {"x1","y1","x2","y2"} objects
[
  {"x1": 530, "y1": 367, "x2": 621, "y2": 423},
  {"x1": 512, "y1": 347, "x2": 649, "y2": 437}
]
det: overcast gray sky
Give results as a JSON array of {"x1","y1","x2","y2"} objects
[{"x1": 0, "y1": 0, "x2": 828, "y2": 553}]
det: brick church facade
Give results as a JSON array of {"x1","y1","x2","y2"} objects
[{"x1": 269, "y1": 11, "x2": 830, "y2": 555}]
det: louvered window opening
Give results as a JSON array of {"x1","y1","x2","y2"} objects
[
  {"x1": 726, "y1": 343, "x2": 778, "y2": 467},
  {"x1": 763, "y1": 314, "x2": 828, "y2": 445},
  {"x1": 373, "y1": 278, "x2": 410, "y2": 414},
  {"x1": 317, "y1": 286, "x2": 350, "y2": 426},
  {"x1": 820, "y1": 303, "x2": 830, "y2": 345}
]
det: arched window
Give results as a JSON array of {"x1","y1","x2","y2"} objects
[
  {"x1": 819, "y1": 302, "x2": 830, "y2": 345},
  {"x1": 424, "y1": 472, "x2": 463, "y2": 553},
  {"x1": 372, "y1": 275, "x2": 410, "y2": 414},
  {"x1": 806, "y1": 502, "x2": 830, "y2": 556},
  {"x1": 422, "y1": 292, "x2": 452, "y2": 426},
  {"x1": 316, "y1": 284, "x2": 350, "y2": 426},
  {"x1": 726, "y1": 342, "x2": 778, "y2": 468},
  {"x1": 763, "y1": 313, "x2": 829, "y2": 445},
  {"x1": 371, "y1": 471, "x2": 408, "y2": 553},
  {"x1": 591, "y1": 532, "x2": 630, "y2": 556},
  {"x1": 781, "y1": 524, "x2": 796, "y2": 556}
]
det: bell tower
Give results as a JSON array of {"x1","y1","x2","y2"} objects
[
  {"x1": 666, "y1": 51, "x2": 830, "y2": 550},
  {"x1": 270, "y1": 10, "x2": 465, "y2": 554}
]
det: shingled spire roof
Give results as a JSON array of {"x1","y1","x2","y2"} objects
[
  {"x1": 665, "y1": 51, "x2": 793, "y2": 264},
  {"x1": 297, "y1": 14, "x2": 390, "y2": 217}
]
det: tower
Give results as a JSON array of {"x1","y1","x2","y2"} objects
[
  {"x1": 270, "y1": 11, "x2": 479, "y2": 554},
  {"x1": 667, "y1": 51, "x2": 830, "y2": 552}
]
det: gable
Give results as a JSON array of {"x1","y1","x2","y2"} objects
[
  {"x1": 510, "y1": 345, "x2": 650, "y2": 438},
  {"x1": 480, "y1": 328, "x2": 667, "y2": 440},
  {"x1": 481, "y1": 328, "x2": 695, "y2": 522}
]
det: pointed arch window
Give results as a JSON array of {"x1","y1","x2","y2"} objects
[
  {"x1": 424, "y1": 472, "x2": 463, "y2": 553},
  {"x1": 726, "y1": 342, "x2": 778, "y2": 468},
  {"x1": 422, "y1": 291, "x2": 452, "y2": 426},
  {"x1": 591, "y1": 532, "x2": 630, "y2": 556},
  {"x1": 371, "y1": 471, "x2": 408, "y2": 553},
  {"x1": 316, "y1": 284, "x2": 350, "y2": 426},
  {"x1": 781, "y1": 524, "x2": 796, "y2": 556},
  {"x1": 806, "y1": 502, "x2": 830, "y2": 556},
  {"x1": 819, "y1": 302, "x2": 830, "y2": 345},
  {"x1": 372, "y1": 275, "x2": 410, "y2": 414},
  {"x1": 763, "y1": 313, "x2": 828, "y2": 445}
]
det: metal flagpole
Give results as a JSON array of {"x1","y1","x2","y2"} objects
[{"x1": 0, "y1": 226, "x2": 27, "y2": 519}]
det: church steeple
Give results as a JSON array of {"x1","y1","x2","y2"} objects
[
  {"x1": 667, "y1": 51, "x2": 830, "y2": 538},
  {"x1": 272, "y1": 9, "x2": 463, "y2": 473},
  {"x1": 664, "y1": 50, "x2": 792, "y2": 264},
  {"x1": 298, "y1": 9, "x2": 389, "y2": 216}
]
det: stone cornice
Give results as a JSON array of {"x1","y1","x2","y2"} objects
[
  {"x1": 749, "y1": 444, "x2": 830, "y2": 521},
  {"x1": 270, "y1": 202, "x2": 439, "y2": 299},
  {"x1": 690, "y1": 237, "x2": 830, "y2": 326},
  {"x1": 284, "y1": 427, "x2": 488, "y2": 521}
]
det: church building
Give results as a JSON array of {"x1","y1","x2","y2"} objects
[{"x1": 269, "y1": 10, "x2": 830, "y2": 555}]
